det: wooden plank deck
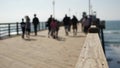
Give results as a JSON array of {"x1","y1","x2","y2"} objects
[
  {"x1": 0, "y1": 24, "x2": 86, "y2": 68},
  {"x1": 75, "y1": 33, "x2": 109, "y2": 68}
]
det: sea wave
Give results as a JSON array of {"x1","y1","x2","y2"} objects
[
  {"x1": 105, "y1": 40, "x2": 120, "y2": 43},
  {"x1": 104, "y1": 30, "x2": 120, "y2": 34}
]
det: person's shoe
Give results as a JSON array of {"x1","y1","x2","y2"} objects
[{"x1": 35, "y1": 33, "x2": 37, "y2": 36}]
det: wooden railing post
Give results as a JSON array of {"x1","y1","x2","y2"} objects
[
  {"x1": 16, "y1": 22, "x2": 19, "y2": 35},
  {"x1": 0, "y1": 27, "x2": 1, "y2": 39},
  {"x1": 101, "y1": 28, "x2": 105, "y2": 53},
  {"x1": 39, "y1": 23, "x2": 40, "y2": 31},
  {"x1": 8, "y1": 24, "x2": 11, "y2": 36},
  {"x1": 100, "y1": 20, "x2": 105, "y2": 53},
  {"x1": 42, "y1": 23, "x2": 44, "y2": 30}
]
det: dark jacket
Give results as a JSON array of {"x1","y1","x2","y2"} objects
[
  {"x1": 63, "y1": 16, "x2": 70, "y2": 26},
  {"x1": 72, "y1": 17, "x2": 78, "y2": 26},
  {"x1": 32, "y1": 17, "x2": 39, "y2": 25}
]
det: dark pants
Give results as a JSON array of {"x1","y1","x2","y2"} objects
[
  {"x1": 34, "y1": 25, "x2": 38, "y2": 35},
  {"x1": 84, "y1": 26, "x2": 89, "y2": 33},
  {"x1": 21, "y1": 28, "x2": 25, "y2": 38},
  {"x1": 48, "y1": 26, "x2": 51, "y2": 36},
  {"x1": 68, "y1": 25, "x2": 71, "y2": 32},
  {"x1": 26, "y1": 28, "x2": 30, "y2": 35},
  {"x1": 64, "y1": 25, "x2": 69, "y2": 36}
]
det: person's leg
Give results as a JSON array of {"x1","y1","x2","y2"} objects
[
  {"x1": 69, "y1": 25, "x2": 71, "y2": 32},
  {"x1": 22, "y1": 28, "x2": 25, "y2": 38},
  {"x1": 34, "y1": 25, "x2": 37, "y2": 36},
  {"x1": 75, "y1": 28, "x2": 77, "y2": 35},
  {"x1": 66, "y1": 26, "x2": 69, "y2": 36},
  {"x1": 51, "y1": 29, "x2": 54, "y2": 38},
  {"x1": 85, "y1": 27, "x2": 88, "y2": 33},
  {"x1": 75, "y1": 26, "x2": 78, "y2": 35},
  {"x1": 26, "y1": 29, "x2": 30, "y2": 39},
  {"x1": 26, "y1": 31, "x2": 28, "y2": 38},
  {"x1": 68, "y1": 25, "x2": 70, "y2": 32},
  {"x1": 64, "y1": 26, "x2": 67, "y2": 35},
  {"x1": 73, "y1": 26, "x2": 75, "y2": 36},
  {"x1": 56, "y1": 29, "x2": 58, "y2": 38},
  {"x1": 35, "y1": 25, "x2": 37, "y2": 35},
  {"x1": 53, "y1": 30, "x2": 56, "y2": 39},
  {"x1": 22, "y1": 28, "x2": 24, "y2": 38},
  {"x1": 76, "y1": 26, "x2": 78, "y2": 32},
  {"x1": 48, "y1": 27, "x2": 51, "y2": 38}
]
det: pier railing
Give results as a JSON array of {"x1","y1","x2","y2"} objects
[
  {"x1": 75, "y1": 33, "x2": 108, "y2": 68},
  {"x1": 75, "y1": 23, "x2": 108, "y2": 68},
  {"x1": 0, "y1": 22, "x2": 47, "y2": 38}
]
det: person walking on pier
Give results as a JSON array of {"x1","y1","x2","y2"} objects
[
  {"x1": 46, "y1": 15, "x2": 53, "y2": 38},
  {"x1": 55, "y1": 20, "x2": 60, "y2": 38},
  {"x1": 68, "y1": 17, "x2": 72, "y2": 32},
  {"x1": 50, "y1": 18, "x2": 57, "y2": 39},
  {"x1": 32, "y1": 14, "x2": 39, "y2": 36},
  {"x1": 82, "y1": 16, "x2": 90, "y2": 33},
  {"x1": 80, "y1": 12, "x2": 87, "y2": 32},
  {"x1": 63, "y1": 14, "x2": 70, "y2": 36},
  {"x1": 25, "y1": 16, "x2": 31, "y2": 39},
  {"x1": 21, "y1": 18, "x2": 26, "y2": 39},
  {"x1": 71, "y1": 15, "x2": 78, "y2": 36}
]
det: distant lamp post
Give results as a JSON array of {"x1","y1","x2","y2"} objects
[
  {"x1": 69, "y1": 8, "x2": 71, "y2": 17},
  {"x1": 93, "y1": 11, "x2": 96, "y2": 17},
  {"x1": 89, "y1": 0, "x2": 92, "y2": 16},
  {"x1": 89, "y1": 0, "x2": 91, "y2": 16},
  {"x1": 52, "y1": 0, "x2": 55, "y2": 18}
]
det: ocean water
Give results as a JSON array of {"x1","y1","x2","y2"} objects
[{"x1": 104, "y1": 21, "x2": 120, "y2": 68}]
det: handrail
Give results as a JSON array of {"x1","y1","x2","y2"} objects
[{"x1": 0, "y1": 22, "x2": 47, "y2": 38}]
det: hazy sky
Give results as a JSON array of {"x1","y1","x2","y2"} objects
[{"x1": 0, "y1": 0, "x2": 120, "y2": 23}]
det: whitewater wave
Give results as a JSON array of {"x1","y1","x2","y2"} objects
[
  {"x1": 104, "y1": 30, "x2": 120, "y2": 34},
  {"x1": 105, "y1": 40, "x2": 120, "y2": 43}
]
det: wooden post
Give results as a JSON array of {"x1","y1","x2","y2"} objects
[
  {"x1": 42, "y1": 23, "x2": 44, "y2": 30},
  {"x1": 100, "y1": 21, "x2": 105, "y2": 53},
  {"x1": 39, "y1": 23, "x2": 40, "y2": 31},
  {"x1": 101, "y1": 28, "x2": 105, "y2": 53},
  {"x1": 8, "y1": 24, "x2": 11, "y2": 36},
  {"x1": 16, "y1": 23, "x2": 19, "y2": 35},
  {"x1": 0, "y1": 28, "x2": 1, "y2": 39}
]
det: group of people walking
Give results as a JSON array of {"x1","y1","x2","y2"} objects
[
  {"x1": 80, "y1": 12, "x2": 92, "y2": 33},
  {"x1": 63, "y1": 14, "x2": 79, "y2": 36},
  {"x1": 46, "y1": 14, "x2": 79, "y2": 39},
  {"x1": 20, "y1": 12, "x2": 92, "y2": 40},
  {"x1": 21, "y1": 14, "x2": 39, "y2": 39},
  {"x1": 63, "y1": 14, "x2": 78, "y2": 36},
  {"x1": 46, "y1": 15, "x2": 59, "y2": 39}
]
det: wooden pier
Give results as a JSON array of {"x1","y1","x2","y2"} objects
[
  {"x1": 75, "y1": 33, "x2": 108, "y2": 68},
  {"x1": 0, "y1": 24, "x2": 108, "y2": 68}
]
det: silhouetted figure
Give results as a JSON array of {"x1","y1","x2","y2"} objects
[
  {"x1": 63, "y1": 14, "x2": 70, "y2": 36},
  {"x1": 32, "y1": 14, "x2": 39, "y2": 36},
  {"x1": 80, "y1": 12, "x2": 87, "y2": 22},
  {"x1": 80, "y1": 12, "x2": 87, "y2": 32},
  {"x1": 55, "y1": 20, "x2": 60, "y2": 38},
  {"x1": 50, "y1": 18, "x2": 57, "y2": 39},
  {"x1": 68, "y1": 17, "x2": 72, "y2": 32},
  {"x1": 20, "y1": 18, "x2": 26, "y2": 39},
  {"x1": 25, "y1": 16, "x2": 31, "y2": 39},
  {"x1": 46, "y1": 15, "x2": 53, "y2": 38},
  {"x1": 82, "y1": 16, "x2": 90, "y2": 33},
  {"x1": 72, "y1": 15, "x2": 78, "y2": 36}
]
